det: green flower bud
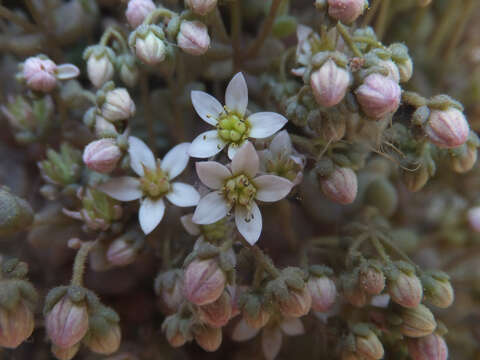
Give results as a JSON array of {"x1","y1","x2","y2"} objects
[
  {"x1": 400, "y1": 304, "x2": 436, "y2": 338},
  {"x1": 0, "y1": 187, "x2": 34, "y2": 236}
]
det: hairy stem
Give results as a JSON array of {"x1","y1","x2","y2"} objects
[{"x1": 71, "y1": 241, "x2": 96, "y2": 286}]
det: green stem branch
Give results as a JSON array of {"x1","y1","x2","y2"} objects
[
  {"x1": 336, "y1": 23, "x2": 362, "y2": 58},
  {"x1": 71, "y1": 241, "x2": 96, "y2": 286}
]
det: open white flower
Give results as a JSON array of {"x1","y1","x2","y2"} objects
[
  {"x1": 192, "y1": 142, "x2": 293, "y2": 245},
  {"x1": 189, "y1": 72, "x2": 288, "y2": 160},
  {"x1": 99, "y1": 136, "x2": 200, "y2": 234}
]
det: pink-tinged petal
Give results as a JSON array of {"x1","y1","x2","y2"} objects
[
  {"x1": 166, "y1": 182, "x2": 200, "y2": 207},
  {"x1": 128, "y1": 136, "x2": 155, "y2": 176},
  {"x1": 235, "y1": 202, "x2": 262, "y2": 245},
  {"x1": 270, "y1": 130, "x2": 292, "y2": 155},
  {"x1": 254, "y1": 175, "x2": 293, "y2": 202},
  {"x1": 180, "y1": 214, "x2": 201, "y2": 236},
  {"x1": 189, "y1": 130, "x2": 227, "y2": 158},
  {"x1": 139, "y1": 197, "x2": 165, "y2": 234},
  {"x1": 55, "y1": 64, "x2": 80, "y2": 80},
  {"x1": 231, "y1": 141, "x2": 259, "y2": 177},
  {"x1": 225, "y1": 72, "x2": 248, "y2": 116},
  {"x1": 280, "y1": 318, "x2": 305, "y2": 336},
  {"x1": 98, "y1": 177, "x2": 142, "y2": 201},
  {"x1": 247, "y1": 112, "x2": 288, "y2": 139},
  {"x1": 262, "y1": 327, "x2": 282, "y2": 360},
  {"x1": 227, "y1": 142, "x2": 241, "y2": 160},
  {"x1": 161, "y1": 142, "x2": 190, "y2": 180},
  {"x1": 192, "y1": 191, "x2": 231, "y2": 225},
  {"x1": 231, "y1": 319, "x2": 259, "y2": 342},
  {"x1": 196, "y1": 161, "x2": 231, "y2": 189},
  {"x1": 191, "y1": 90, "x2": 223, "y2": 126}
]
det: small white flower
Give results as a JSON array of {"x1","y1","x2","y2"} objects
[
  {"x1": 192, "y1": 142, "x2": 293, "y2": 245},
  {"x1": 99, "y1": 136, "x2": 200, "y2": 234},
  {"x1": 189, "y1": 72, "x2": 288, "y2": 160}
]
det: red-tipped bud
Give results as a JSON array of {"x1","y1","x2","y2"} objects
[
  {"x1": 126, "y1": 0, "x2": 156, "y2": 28},
  {"x1": 0, "y1": 300, "x2": 35, "y2": 348},
  {"x1": 198, "y1": 291, "x2": 232, "y2": 328},
  {"x1": 407, "y1": 333, "x2": 448, "y2": 360},
  {"x1": 425, "y1": 108, "x2": 469, "y2": 148},
  {"x1": 328, "y1": 0, "x2": 367, "y2": 23},
  {"x1": 83, "y1": 138, "x2": 122, "y2": 174},
  {"x1": 23, "y1": 57, "x2": 58, "y2": 92},
  {"x1": 194, "y1": 326, "x2": 222, "y2": 352},
  {"x1": 355, "y1": 73, "x2": 401, "y2": 119},
  {"x1": 185, "y1": 0, "x2": 218, "y2": 16},
  {"x1": 307, "y1": 276, "x2": 337, "y2": 312},
  {"x1": 278, "y1": 287, "x2": 312, "y2": 318},
  {"x1": 184, "y1": 259, "x2": 226, "y2": 306},
  {"x1": 46, "y1": 296, "x2": 89, "y2": 348},
  {"x1": 359, "y1": 266, "x2": 385, "y2": 296},
  {"x1": 400, "y1": 304, "x2": 437, "y2": 338},
  {"x1": 310, "y1": 59, "x2": 351, "y2": 107},
  {"x1": 177, "y1": 21, "x2": 211, "y2": 56},
  {"x1": 388, "y1": 269, "x2": 423, "y2": 308},
  {"x1": 320, "y1": 167, "x2": 358, "y2": 205},
  {"x1": 101, "y1": 88, "x2": 136, "y2": 122}
]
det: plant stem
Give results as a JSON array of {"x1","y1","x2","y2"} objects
[
  {"x1": 252, "y1": 246, "x2": 280, "y2": 278},
  {"x1": 346, "y1": 233, "x2": 369, "y2": 269},
  {"x1": 370, "y1": 235, "x2": 390, "y2": 263},
  {"x1": 100, "y1": 27, "x2": 128, "y2": 53},
  {"x1": 377, "y1": 232, "x2": 417, "y2": 268},
  {"x1": 427, "y1": 0, "x2": 459, "y2": 58},
  {"x1": 362, "y1": 0, "x2": 381, "y2": 27},
  {"x1": 0, "y1": 5, "x2": 37, "y2": 32},
  {"x1": 211, "y1": 7, "x2": 230, "y2": 43},
  {"x1": 444, "y1": 0, "x2": 477, "y2": 62},
  {"x1": 144, "y1": 7, "x2": 176, "y2": 25},
  {"x1": 374, "y1": 0, "x2": 390, "y2": 41},
  {"x1": 336, "y1": 23, "x2": 362, "y2": 58},
  {"x1": 140, "y1": 71, "x2": 155, "y2": 150},
  {"x1": 71, "y1": 241, "x2": 96, "y2": 286},
  {"x1": 230, "y1": 0, "x2": 242, "y2": 67}
]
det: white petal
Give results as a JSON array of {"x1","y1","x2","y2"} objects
[
  {"x1": 161, "y1": 142, "x2": 190, "y2": 180},
  {"x1": 231, "y1": 319, "x2": 259, "y2": 342},
  {"x1": 225, "y1": 72, "x2": 248, "y2": 116},
  {"x1": 192, "y1": 191, "x2": 231, "y2": 225},
  {"x1": 235, "y1": 202, "x2": 262, "y2": 245},
  {"x1": 262, "y1": 327, "x2": 282, "y2": 360},
  {"x1": 98, "y1": 177, "x2": 142, "y2": 201},
  {"x1": 231, "y1": 141, "x2": 259, "y2": 177},
  {"x1": 189, "y1": 130, "x2": 226, "y2": 158},
  {"x1": 270, "y1": 130, "x2": 292, "y2": 155},
  {"x1": 55, "y1": 64, "x2": 80, "y2": 80},
  {"x1": 227, "y1": 142, "x2": 240, "y2": 160},
  {"x1": 139, "y1": 197, "x2": 165, "y2": 234},
  {"x1": 297, "y1": 24, "x2": 313, "y2": 44},
  {"x1": 247, "y1": 112, "x2": 288, "y2": 139},
  {"x1": 180, "y1": 214, "x2": 201, "y2": 236},
  {"x1": 191, "y1": 90, "x2": 223, "y2": 126},
  {"x1": 254, "y1": 175, "x2": 293, "y2": 202},
  {"x1": 128, "y1": 136, "x2": 155, "y2": 176},
  {"x1": 196, "y1": 161, "x2": 231, "y2": 189},
  {"x1": 280, "y1": 318, "x2": 305, "y2": 336},
  {"x1": 166, "y1": 182, "x2": 200, "y2": 207}
]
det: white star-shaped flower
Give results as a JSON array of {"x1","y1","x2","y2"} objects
[
  {"x1": 189, "y1": 72, "x2": 288, "y2": 160},
  {"x1": 99, "y1": 136, "x2": 200, "y2": 234},
  {"x1": 192, "y1": 142, "x2": 293, "y2": 245}
]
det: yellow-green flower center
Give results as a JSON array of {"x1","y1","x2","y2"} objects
[
  {"x1": 201, "y1": 218, "x2": 228, "y2": 242},
  {"x1": 266, "y1": 155, "x2": 301, "y2": 182},
  {"x1": 217, "y1": 112, "x2": 250, "y2": 144},
  {"x1": 139, "y1": 161, "x2": 170, "y2": 198},
  {"x1": 222, "y1": 174, "x2": 257, "y2": 207}
]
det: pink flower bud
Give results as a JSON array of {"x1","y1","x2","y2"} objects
[
  {"x1": 378, "y1": 59, "x2": 400, "y2": 83},
  {"x1": 400, "y1": 304, "x2": 436, "y2": 338},
  {"x1": 155, "y1": 271, "x2": 184, "y2": 315},
  {"x1": 46, "y1": 295, "x2": 88, "y2": 348},
  {"x1": 177, "y1": 21, "x2": 211, "y2": 56},
  {"x1": 23, "y1": 57, "x2": 58, "y2": 92},
  {"x1": 310, "y1": 59, "x2": 351, "y2": 107},
  {"x1": 184, "y1": 259, "x2": 226, "y2": 306},
  {"x1": 106, "y1": 237, "x2": 138, "y2": 266},
  {"x1": 195, "y1": 326, "x2": 222, "y2": 352},
  {"x1": 185, "y1": 0, "x2": 218, "y2": 16},
  {"x1": 425, "y1": 108, "x2": 469, "y2": 148},
  {"x1": 328, "y1": 0, "x2": 366, "y2": 24},
  {"x1": 51, "y1": 343, "x2": 80, "y2": 360},
  {"x1": 278, "y1": 287, "x2": 312, "y2": 318},
  {"x1": 307, "y1": 276, "x2": 337, "y2": 312},
  {"x1": 84, "y1": 323, "x2": 121, "y2": 355},
  {"x1": 0, "y1": 300, "x2": 35, "y2": 348},
  {"x1": 126, "y1": 0, "x2": 156, "y2": 28},
  {"x1": 101, "y1": 88, "x2": 136, "y2": 122},
  {"x1": 359, "y1": 267, "x2": 385, "y2": 296},
  {"x1": 388, "y1": 271, "x2": 423, "y2": 308},
  {"x1": 320, "y1": 167, "x2": 358, "y2": 205},
  {"x1": 134, "y1": 30, "x2": 166, "y2": 65},
  {"x1": 407, "y1": 333, "x2": 448, "y2": 360},
  {"x1": 468, "y1": 206, "x2": 480, "y2": 232},
  {"x1": 198, "y1": 291, "x2": 232, "y2": 328},
  {"x1": 86, "y1": 51, "x2": 114, "y2": 88},
  {"x1": 83, "y1": 138, "x2": 122, "y2": 174},
  {"x1": 355, "y1": 73, "x2": 401, "y2": 119}
]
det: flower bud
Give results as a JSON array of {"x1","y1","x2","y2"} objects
[
  {"x1": 117, "y1": 54, "x2": 139, "y2": 87},
  {"x1": 421, "y1": 271, "x2": 454, "y2": 309},
  {"x1": 355, "y1": 329, "x2": 384, "y2": 360},
  {"x1": 198, "y1": 291, "x2": 232, "y2": 328},
  {"x1": 344, "y1": 285, "x2": 368, "y2": 307},
  {"x1": 83, "y1": 138, "x2": 122, "y2": 174},
  {"x1": 449, "y1": 143, "x2": 477, "y2": 173},
  {"x1": 46, "y1": 295, "x2": 89, "y2": 348},
  {"x1": 0, "y1": 186, "x2": 34, "y2": 236},
  {"x1": 328, "y1": 0, "x2": 367, "y2": 24},
  {"x1": 278, "y1": 287, "x2": 312, "y2": 318},
  {"x1": 388, "y1": 266, "x2": 423, "y2": 308},
  {"x1": 355, "y1": 73, "x2": 401, "y2": 119},
  {"x1": 402, "y1": 166, "x2": 430, "y2": 192},
  {"x1": 243, "y1": 307, "x2": 271, "y2": 329},
  {"x1": 425, "y1": 108, "x2": 469, "y2": 148},
  {"x1": 101, "y1": 88, "x2": 136, "y2": 122},
  {"x1": 194, "y1": 326, "x2": 222, "y2": 352},
  {"x1": 154, "y1": 270, "x2": 184, "y2": 315},
  {"x1": 106, "y1": 235, "x2": 140, "y2": 266},
  {"x1": 126, "y1": 0, "x2": 155, "y2": 28},
  {"x1": 130, "y1": 25, "x2": 167, "y2": 65},
  {"x1": 184, "y1": 259, "x2": 226, "y2": 306},
  {"x1": 0, "y1": 300, "x2": 35, "y2": 348},
  {"x1": 407, "y1": 333, "x2": 448, "y2": 360},
  {"x1": 320, "y1": 166, "x2": 358, "y2": 205},
  {"x1": 84, "y1": 46, "x2": 115, "y2": 88},
  {"x1": 400, "y1": 304, "x2": 437, "y2": 338},
  {"x1": 177, "y1": 20, "x2": 210, "y2": 56},
  {"x1": 23, "y1": 57, "x2": 58, "y2": 92},
  {"x1": 185, "y1": 0, "x2": 218, "y2": 16},
  {"x1": 359, "y1": 266, "x2": 385, "y2": 296},
  {"x1": 397, "y1": 58, "x2": 413, "y2": 83},
  {"x1": 310, "y1": 59, "x2": 351, "y2": 107},
  {"x1": 307, "y1": 276, "x2": 337, "y2": 312},
  {"x1": 84, "y1": 322, "x2": 121, "y2": 355},
  {"x1": 51, "y1": 343, "x2": 80, "y2": 360},
  {"x1": 468, "y1": 206, "x2": 480, "y2": 232}
]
